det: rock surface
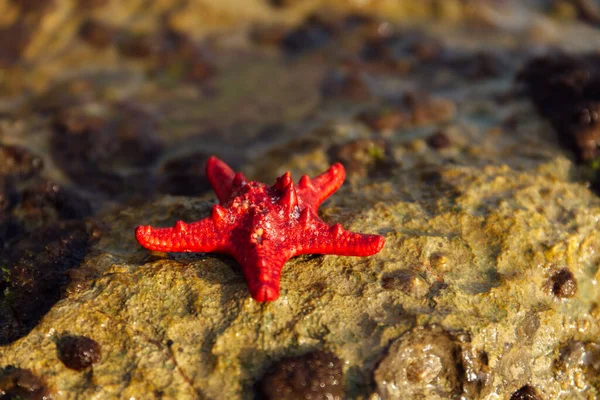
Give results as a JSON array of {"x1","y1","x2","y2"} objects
[{"x1": 1, "y1": 1, "x2": 600, "y2": 399}]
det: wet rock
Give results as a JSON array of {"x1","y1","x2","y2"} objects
[
  {"x1": 0, "y1": 215, "x2": 20, "y2": 250},
  {"x1": 155, "y1": 28, "x2": 216, "y2": 85},
  {"x1": 79, "y1": 19, "x2": 115, "y2": 49},
  {"x1": 460, "y1": 346, "x2": 490, "y2": 398},
  {"x1": 9, "y1": 0, "x2": 55, "y2": 14},
  {"x1": 250, "y1": 24, "x2": 288, "y2": 46},
  {"x1": 0, "y1": 21, "x2": 34, "y2": 68},
  {"x1": 258, "y1": 350, "x2": 344, "y2": 400},
  {"x1": 20, "y1": 180, "x2": 92, "y2": 222},
  {"x1": 51, "y1": 102, "x2": 162, "y2": 196},
  {"x1": 118, "y1": 33, "x2": 156, "y2": 59},
  {"x1": 267, "y1": 0, "x2": 296, "y2": 8},
  {"x1": 77, "y1": 0, "x2": 110, "y2": 9},
  {"x1": 360, "y1": 29, "x2": 444, "y2": 72},
  {"x1": 374, "y1": 325, "x2": 462, "y2": 399},
  {"x1": 548, "y1": 268, "x2": 577, "y2": 299},
  {"x1": 34, "y1": 79, "x2": 98, "y2": 113},
  {"x1": 426, "y1": 131, "x2": 452, "y2": 150},
  {"x1": 381, "y1": 269, "x2": 430, "y2": 298},
  {"x1": 0, "y1": 222, "x2": 91, "y2": 345},
  {"x1": 328, "y1": 138, "x2": 394, "y2": 179},
  {"x1": 0, "y1": 145, "x2": 43, "y2": 180},
  {"x1": 118, "y1": 27, "x2": 217, "y2": 86},
  {"x1": 555, "y1": 341, "x2": 600, "y2": 388},
  {"x1": 0, "y1": 366, "x2": 49, "y2": 400},
  {"x1": 57, "y1": 335, "x2": 102, "y2": 371},
  {"x1": 445, "y1": 50, "x2": 511, "y2": 80},
  {"x1": 320, "y1": 68, "x2": 372, "y2": 101},
  {"x1": 510, "y1": 384, "x2": 542, "y2": 400},
  {"x1": 158, "y1": 152, "x2": 213, "y2": 196},
  {"x1": 357, "y1": 94, "x2": 456, "y2": 132},
  {"x1": 518, "y1": 53, "x2": 600, "y2": 161},
  {"x1": 281, "y1": 12, "x2": 342, "y2": 54},
  {"x1": 0, "y1": 180, "x2": 17, "y2": 214}
]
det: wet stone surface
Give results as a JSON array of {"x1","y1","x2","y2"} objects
[
  {"x1": 0, "y1": 366, "x2": 48, "y2": 400},
  {"x1": 518, "y1": 53, "x2": 600, "y2": 162},
  {"x1": 51, "y1": 102, "x2": 162, "y2": 197}
]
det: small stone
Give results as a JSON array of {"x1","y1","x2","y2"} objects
[
  {"x1": 374, "y1": 325, "x2": 461, "y2": 399},
  {"x1": 258, "y1": 350, "x2": 344, "y2": 400},
  {"x1": 426, "y1": 131, "x2": 451, "y2": 150},
  {"x1": 79, "y1": 19, "x2": 114, "y2": 49},
  {"x1": 118, "y1": 33, "x2": 156, "y2": 59},
  {"x1": 281, "y1": 12, "x2": 341, "y2": 54},
  {"x1": 510, "y1": 385, "x2": 542, "y2": 400},
  {"x1": 57, "y1": 335, "x2": 102, "y2": 371},
  {"x1": 320, "y1": 68, "x2": 372, "y2": 101},
  {"x1": 250, "y1": 24, "x2": 288, "y2": 46},
  {"x1": 549, "y1": 268, "x2": 577, "y2": 298}
]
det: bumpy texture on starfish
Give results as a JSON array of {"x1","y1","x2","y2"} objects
[{"x1": 136, "y1": 157, "x2": 385, "y2": 302}]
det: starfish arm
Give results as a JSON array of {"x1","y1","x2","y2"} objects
[
  {"x1": 206, "y1": 156, "x2": 248, "y2": 203},
  {"x1": 297, "y1": 163, "x2": 346, "y2": 209},
  {"x1": 294, "y1": 219, "x2": 385, "y2": 257},
  {"x1": 230, "y1": 245, "x2": 291, "y2": 302},
  {"x1": 135, "y1": 216, "x2": 230, "y2": 253}
]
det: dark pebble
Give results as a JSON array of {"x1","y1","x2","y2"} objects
[
  {"x1": 426, "y1": 131, "x2": 451, "y2": 150},
  {"x1": 282, "y1": 12, "x2": 341, "y2": 54},
  {"x1": 79, "y1": 19, "x2": 114, "y2": 49},
  {"x1": 510, "y1": 385, "x2": 542, "y2": 400},
  {"x1": 156, "y1": 28, "x2": 217, "y2": 85},
  {"x1": 0, "y1": 366, "x2": 49, "y2": 400},
  {"x1": 249, "y1": 24, "x2": 288, "y2": 46},
  {"x1": 267, "y1": 0, "x2": 295, "y2": 8},
  {"x1": 57, "y1": 335, "x2": 102, "y2": 371},
  {"x1": 320, "y1": 68, "x2": 372, "y2": 101},
  {"x1": 549, "y1": 268, "x2": 577, "y2": 298},
  {"x1": 258, "y1": 350, "x2": 344, "y2": 400},
  {"x1": 118, "y1": 33, "x2": 156, "y2": 59}
]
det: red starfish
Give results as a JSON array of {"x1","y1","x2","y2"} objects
[{"x1": 135, "y1": 157, "x2": 385, "y2": 302}]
